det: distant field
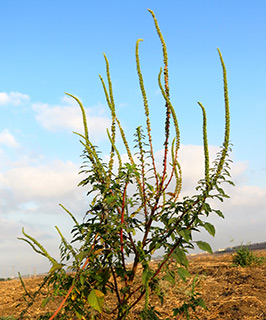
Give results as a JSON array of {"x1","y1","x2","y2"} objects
[{"x1": 1, "y1": 251, "x2": 266, "y2": 319}]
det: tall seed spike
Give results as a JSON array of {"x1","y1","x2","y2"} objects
[
  {"x1": 136, "y1": 39, "x2": 149, "y2": 120},
  {"x1": 21, "y1": 228, "x2": 57, "y2": 265},
  {"x1": 136, "y1": 126, "x2": 148, "y2": 217},
  {"x1": 59, "y1": 204, "x2": 79, "y2": 227},
  {"x1": 55, "y1": 226, "x2": 76, "y2": 258},
  {"x1": 158, "y1": 68, "x2": 180, "y2": 152},
  {"x1": 99, "y1": 75, "x2": 113, "y2": 111},
  {"x1": 103, "y1": 53, "x2": 116, "y2": 110},
  {"x1": 101, "y1": 54, "x2": 117, "y2": 183},
  {"x1": 147, "y1": 9, "x2": 169, "y2": 94},
  {"x1": 197, "y1": 102, "x2": 210, "y2": 185},
  {"x1": 65, "y1": 93, "x2": 89, "y2": 141},
  {"x1": 213, "y1": 49, "x2": 230, "y2": 182},
  {"x1": 107, "y1": 128, "x2": 122, "y2": 174},
  {"x1": 171, "y1": 138, "x2": 182, "y2": 198},
  {"x1": 148, "y1": 9, "x2": 171, "y2": 187},
  {"x1": 136, "y1": 38, "x2": 159, "y2": 189}
]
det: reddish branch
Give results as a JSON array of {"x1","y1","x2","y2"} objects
[{"x1": 49, "y1": 233, "x2": 99, "y2": 320}]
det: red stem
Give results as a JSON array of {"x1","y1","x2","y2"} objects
[{"x1": 49, "y1": 233, "x2": 99, "y2": 320}]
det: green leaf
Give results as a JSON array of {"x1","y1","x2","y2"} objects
[
  {"x1": 202, "y1": 202, "x2": 211, "y2": 214},
  {"x1": 41, "y1": 296, "x2": 51, "y2": 308},
  {"x1": 179, "y1": 229, "x2": 191, "y2": 242},
  {"x1": 142, "y1": 268, "x2": 153, "y2": 285},
  {"x1": 162, "y1": 273, "x2": 175, "y2": 286},
  {"x1": 146, "y1": 183, "x2": 154, "y2": 192},
  {"x1": 80, "y1": 274, "x2": 85, "y2": 285},
  {"x1": 214, "y1": 209, "x2": 225, "y2": 218},
  {"x1": 128, "y1": 227, "x2": 136, "y2": 236},
  {"x1": 196, "y1": 297, "x2": 207, "y2": 309},
  {"x1": 196, "y1": 241, "x2": 213, "y2": 254},
  {"x1": 76, "y1": 249, "x2": 91, "y2": 262},
  {"x1": 49, "y1": 262, "x2": 64, "y2": 273},
  {"x1": 170, "y1": 233, "x2": 175, "y2": 241},
  {"x1": 203, "y1": 222, "x2": 215, "y2": 237},
  {"x1": 162, "y1": 269, "x2": 175, "y2": 286},
  {"x1": 172, "y1": 247, "x2": 188, "y2": 268},
  {"x1": 177, "y1": 267, "x2": 191, "y2": 282},
  {"x1": 75, "y1": 309, "x2": 84, "y2": 319},
  {"x1": 88, "y1": 289, "x2": 105, "y2": 313}
]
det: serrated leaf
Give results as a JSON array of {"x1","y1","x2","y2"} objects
[
  {"x1": 173, "y1": 247, "x2": 188, "y2": 268},
  {"x1": 196, "y1": 241, "x2": 213, "y2": 254},
  {"x1": 177, "y1": 267, "x2": 191, "y2": 282},
  {"x1": 203, "y1": 222, "x2": 215, "y2": 237},
  {"x1": 88, "y1": 289, "x2": 104, "y2": 313}
]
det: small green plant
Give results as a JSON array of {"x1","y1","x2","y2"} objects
[
  {"x1": 0, "y1": 316, "x2": 17, "y2": 320},
  {"x1": 18, "y1": 8, "x2": 233, "y2": 320},
  {"x1": 232, "y1": 245, "x2": 266, "y2": 267},
  {"x1": 0, "y1": 277, "x2": 11, "y2": 281}
]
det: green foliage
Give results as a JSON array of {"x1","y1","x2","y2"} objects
[
  {"x1": 170, "y1": 275, "x2": 207, "y2": 320},
  {"x1": 17, "y1": 8, "x2": 233, "y2": 320},
  {"x1": 0, "y1": 317, "x2": 17, "y2": 320},
  {"x1": 232, "y1": 245, "x2": 266, "y2": 267}
]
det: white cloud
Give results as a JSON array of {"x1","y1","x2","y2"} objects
[
  {"x1": 1, "y1": 160, "x2": 81, "y2": 201},
  {"x1": 32, "y1": 97, "x2": 111, "y2": 140},
  {"x1": 0, "y1": 217, "x2": 61, "y2": 278},
  {"x1": 0, "y1": 92, "x2": 30, "y2": 106},
  {"x1": 229, "y1": 185, "x2": 266, "y2": 207},
  {"x1": 0, "y1": 150, "x2": 90, "y2": 277},
  {"x1": 0, "y1": 155, "x2": 88, "y2": 278},
  {"x1": 0, "y1": 129, "x2": 19, "y2": 148}
]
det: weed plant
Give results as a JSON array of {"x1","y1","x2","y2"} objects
[
  {"x1": 18, "y1": 9, "x2": 233, "y2": 320},
  {"x1": 232, "y1": 245, "x2": 266, "y2": 267}
]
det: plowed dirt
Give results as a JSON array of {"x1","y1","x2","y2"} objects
[{"x1": 1, "y1": 250, "x2": 266, "y2": 319}]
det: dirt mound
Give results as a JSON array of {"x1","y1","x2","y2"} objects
[{"x1": 1, "y1": 251, "x2": 266, "y2": 319}]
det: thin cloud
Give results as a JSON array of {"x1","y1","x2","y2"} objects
[
  {"x1": 1, "y1": 159, "x2": 81, "y2": 201},
  {"x1": 32, "y1": 98, "x2": 111, "y2": 140},
  {"x1": 0, "y1": 92, "x2": 30, "y2": 106},
  {"x1": 0, "y1": 129, "x2": 19, "y2": 148}
]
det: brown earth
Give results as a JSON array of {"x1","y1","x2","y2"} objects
[{"x1": 1, "y1": 250, "x2": 266, "y2": 319}]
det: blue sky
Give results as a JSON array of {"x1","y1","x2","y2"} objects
[{"x1": 0, "y1": 1, "x2": 265, "y2": 278}]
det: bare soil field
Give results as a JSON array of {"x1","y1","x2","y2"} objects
[{"x1": 1, "y1": 250, "x2": 266, "y2": 319}]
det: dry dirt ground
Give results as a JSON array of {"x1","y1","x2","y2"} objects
[{"x1": 1, "y1": 250, "x2": 266, "y2": 319}]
